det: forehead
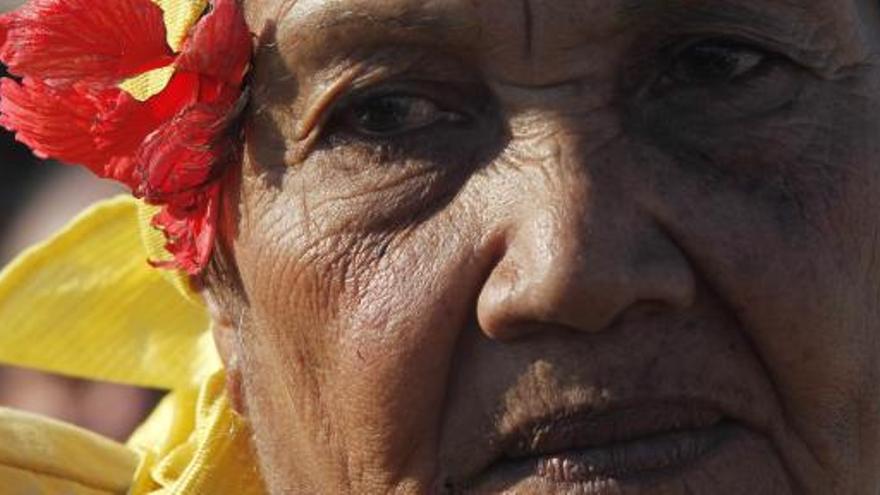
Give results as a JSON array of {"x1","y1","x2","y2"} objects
[
  {"x1": 265, "y1": 0, "x2": 845, "y2": 35},
  {"x1": 245, "y1": 0, "x2": 867, "y2": 90},
  {"x1": 256, "y1": 0, "x2": 852, "y2": 80},
  {"x1": 271, "y1": 0, "x2": 848, "y2": 52}
]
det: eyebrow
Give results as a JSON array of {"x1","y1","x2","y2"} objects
[
  {"x1": 281, "y1": 0, "x2": 847, "y2": 75},
  {"x1": 616, "y1": 0, "x2": 844, "y2": 68},
  {"x1": 317, "y1": 8, "x2": 474, "y2": 36},
  {"x1": 618, "y1": 0, "x2": 805, "y2": 33},
  {"x1": 281, "y1": 1, "x2": 481, "y2": 59}
]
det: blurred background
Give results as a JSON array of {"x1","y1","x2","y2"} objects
[{"x1": 0, "y1": 16, "x2": 164, "y2": 440}]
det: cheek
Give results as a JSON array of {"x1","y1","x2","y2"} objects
[
  {"x1": 636, "y1": 75, "x2": 880, "y2": 479},
  {"x1": 230, "y1": 156, "x2": 495, "y2": 486}
]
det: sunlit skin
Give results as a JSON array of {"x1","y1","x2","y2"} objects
[{"x1": 204, "y1": 0, "x2": 880, "y2": 493}]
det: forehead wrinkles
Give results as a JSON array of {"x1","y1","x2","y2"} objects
[
  {"x1": 278, "y1": 0, "x2": 482, "y2": 55},
  {"x1": 473, "y1": 0, "x2": 623, "y2": 87},
  {"x1": 511, "y1": 0, "x2": 620, "y2": 55},
  {"x1": 277, "y1": 0, "x2": 625, "y2": 86}
]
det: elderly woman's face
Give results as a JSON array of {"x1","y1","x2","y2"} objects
[{"x1": 212, "y1": 0, "x2": 880, "y2": 493}]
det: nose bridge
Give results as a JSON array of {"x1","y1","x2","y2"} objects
[{"x1": 477, "y1": 118, "x2": 696, "y2": 340}]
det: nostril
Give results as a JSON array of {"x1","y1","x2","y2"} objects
[
  {"x1": 476, "y1": 259, "x2": 525, "y2": 341},
  {"x1": 475, "y1": 187, "x2": 698, "y2": 341}
]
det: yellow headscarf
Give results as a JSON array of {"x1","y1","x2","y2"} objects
[{"x1": 0, "y1": 2, "x2": 266, "y2": 493}]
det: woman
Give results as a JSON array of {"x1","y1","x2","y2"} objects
[{"x1": 1, "y1": 0, "x2": 880, "y2": 493}]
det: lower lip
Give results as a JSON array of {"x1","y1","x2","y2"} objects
[{"x1": 464, "y1": 422, "x2": 741, "y2": 493}]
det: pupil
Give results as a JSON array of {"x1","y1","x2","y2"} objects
[
  {"x1": 357, "y1": 96, "x2": 410, "y2": 133},
  {"x1": 679, "y1": 44, "x2": 740, "y2": 83}
]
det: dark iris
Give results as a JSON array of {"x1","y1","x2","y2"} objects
[
  {"x1": 352, "y1": 95, "x2": 432, "y2": 135},
  {"x1": 668, "y1": 40, "x2": 765, "y2": 86}
]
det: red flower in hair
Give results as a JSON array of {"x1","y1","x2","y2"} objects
[{"x1": 0, "y1": 0, "x2": 252, "y2": 274}]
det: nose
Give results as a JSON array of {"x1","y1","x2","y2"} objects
[{"x1": 476, "y1": 136, "x2": 696, "y2": 341}]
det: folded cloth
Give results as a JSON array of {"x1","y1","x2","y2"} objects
[
  {"x1": 0, "y1": 407, "x2": 137, "y2": 495},
  {"x1": 0, "y1": 196, "x2": 266, "y2": 494},
  {"x1": 0, "y1": 2, "x2": 267, "y2": 492}
]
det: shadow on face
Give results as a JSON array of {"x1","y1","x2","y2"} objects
[{"x1": 211, "y1": 0, "x2": 880, "y2": 493}]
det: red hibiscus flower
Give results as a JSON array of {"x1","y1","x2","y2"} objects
[{"x1": 0, "y1": 0, "x2": 252, "y2": 274}]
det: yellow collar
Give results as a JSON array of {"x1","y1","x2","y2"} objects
[{"x1": 0, "y1": 196, "x2": 266, "y2": 494}]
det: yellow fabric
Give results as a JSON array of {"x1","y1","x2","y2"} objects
[
  {"x1": 0, "y1": 464, "x2": 117, "y2": 495},
  {"x1": 127, "y1": 372, "x2": 264, "y2": 495},
  {"x1": 120, "y1": 66, "x2": 176, "y2": 103},
  {"x1": 0, "y1": 407, "x2": 137, "y2": 495},
  {"x1": 155, "y1": 0, "x2": 210, "y2": 51},
  {"x1": 0, "y1": 2, "x2": 267, "y2": 493},
  {"x1": 120, "y1": 0, "x2": 208, "y2": 101},
  {"x1": 0, "y1": 373, "x2": 264, "y2": 495},
  {"x1": 0, "y1": 196, "x2": 216, "y2": 390},
  {"x1": 136, "y1": 202, "x2": 203, "y2": 309},
  {"x1": 124, "y1": 0, "x2": 209, "y2": 296},
  {"x1": 0, "y1": 196, "x2": 267, "y2": 494}
]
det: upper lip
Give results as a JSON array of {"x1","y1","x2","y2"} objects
[
  {"x1": 503, "y1": 400, "x2": 726, "y2": 460},
  {"x1": 453, "y1": 397, "x2": 750, "y2": 488}
]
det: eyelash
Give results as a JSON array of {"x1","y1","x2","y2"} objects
[
  {"x1": 318, "y1": 37, "x2": 788, "y2": 146},
  {"x1": 650, "y1": 37, "x2": 779, "y2": 92},
  {"x1": 322, "y1": 82, "x2": 483, "y2": 145}
]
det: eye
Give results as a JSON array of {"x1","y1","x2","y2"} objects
[
  {"x1": 633, "y1": 36, "x2": 803, "y2": 130},
  {"x1": 341, "y1": 93, "x2": 467, "y2": 137},
  {"x1": 661, "y1": 39, "x2": 768, "y2": 88}
]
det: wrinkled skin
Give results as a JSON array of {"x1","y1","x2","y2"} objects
[{"x1": 205, "y1": 0, "x2": 880, "y2": 493}]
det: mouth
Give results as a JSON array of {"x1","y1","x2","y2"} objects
[{"x1": 452, "y1": 401, "x2": 743, "y2": 493}]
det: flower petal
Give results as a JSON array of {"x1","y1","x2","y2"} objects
[
  {"x1": 150, "y1": 183, "x2": 220, "y2": 275},
  {"x1": 95, "y1": 72, "x2": 201, "y2": 183},
  {"x1": 0, "y1": 71, "x2": 203, "y2": 187},
  {"x1": 0, "y1": 0, "x2": 253, "y2": 276},
  {"x1": 135, "y1": 101, "x2": 240, "y2": 202},
  {"x1": 0, "y1": 77, "x2": 130, "y2": 178},
  {"x1": 0, "y1": 0, "x2": 173, "y2": 85},
  {"x1": 176, "y1": 0, "x2": 251, "y2": 86},
  {"x1": 0, "y1": 14, "x2": 10, "y2": 49}
]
